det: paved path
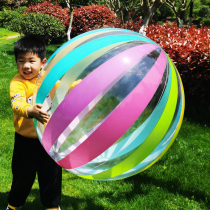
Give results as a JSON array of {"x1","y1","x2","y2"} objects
[{"x1": 5, "y1": 34, "x2": 20, "y2": 39}]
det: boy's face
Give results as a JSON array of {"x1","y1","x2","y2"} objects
[{"x1": 16, "y1": 52, "x2": 47, "y2": 80}]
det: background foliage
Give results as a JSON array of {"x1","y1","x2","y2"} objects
[
  {"x1": 9, "y1": 13, "x2": 66, "y2": 43},
  {"x1": 24, "y1": 0, "x2": 70, "y2": 28},
  {"x1": 125, "y1": 21, "x2": 210, "y2": 99},
  {"x1": 1, "y1": 0, "x2": 209, "y2": 97},
  {"x1": 71, "y1": 4, "x2": 122, "y2": 37},
  {"x1": 0, "y1": 10, "x2": 21, "y2": 28},
  {"x1": 147, "y1": 23, "x2": 210, "y2": 99}
]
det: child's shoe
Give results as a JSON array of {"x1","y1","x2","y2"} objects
[
  {"x1": 5, "y1": 204, "x2": 22, "y2": 210},
  {"x1": 45, "y1": 206, "x2": 61, "y2": 210}
]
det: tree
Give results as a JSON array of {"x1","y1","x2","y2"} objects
[
  {"x1": 64, "y1": 0, "x2": 74, "y2": 40},
  {"x1": 95, "y1": 0, "x2": 127, "y2": 24},
  {"x1": 138, "y1": 0, "x2": 164, "y2": 26},
  {"x1": 95, "y1": 0, "x2": 164, "y2": 34},
  {"x1": 153, "y1": 3, "x2": 175, "y2": 21},
  {"x1": 64, "y1": 0, "x2": 92, "y2": 40},
  {"x1": 189, "y1": 0, "x2": 193, "y2": 26},
  {"x1": 165, "y1": 0, "x2": 193, "y2": 27}
]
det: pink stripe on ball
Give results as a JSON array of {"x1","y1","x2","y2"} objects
[
  {"x1": 42, "y1": 44, "x2": 158, "y2": 154},
  {"x1": 57, "y1": 50, "x2": 166, "y2": 169}
]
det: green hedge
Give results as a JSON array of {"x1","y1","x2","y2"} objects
[
  {"x1": 0, "y1": 10, "x2": 21, "y2": 28},
  {"x1": 9, "y1": 13, "x2": 66, "y2": 44},
  {"x1": 14, "y1": 6, "x2": 27, "y2": 14},
  {"x1": 201, "y1": 17, "x2": 210, "y2": 26},
  {"x1": 198, "y1": 6, "x2": 210, "y2": 18}
]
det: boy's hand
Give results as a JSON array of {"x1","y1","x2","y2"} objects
[{"x1": 27, "y1": 104, "x2": 49, "y2": 124}]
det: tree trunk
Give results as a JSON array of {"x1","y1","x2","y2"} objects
[
  {"x1": 67, "y1": 8, "x2": 74, "y2": 40},
  {"x1": 176, "y1": 16, "x2": 181, "y2": 27},
  {"x1": 189, "y1": 0, "x2": 193, "y2": 26},
  {"x1": 139, "y1": 11, "x2": 153, "y2": 35},
  {"x1": 65, "y1": 0, "x2": 73, "y2": 41},
  {"x1": 180, "y1": 9, "x2": 185, "y2": 28},
  {"x1": 142, "y1": 12, "x2": 153, "y2": 26},
  {"x1": 139, "y1": 2, "x2": 161, "y2": 35}
]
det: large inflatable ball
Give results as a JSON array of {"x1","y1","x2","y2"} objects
[{"x1": 33, "y1": 28, "x2": 185, "y2": 181}]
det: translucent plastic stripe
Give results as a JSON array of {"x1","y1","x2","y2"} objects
[
  {"x1": 99, "y1": 98, "x2": 183, "y2": 181},
  {"x1": 35, "y1": 29, "x2": 153, "y2": 106},
  {"x1": 51, "y1": 41, "x2": 150, "y2": 115},
  {"x1": 66, "y1": 63, "x2": 171, "y2": 176},
  {"x1": 36, "y1": 35, "x2": 156, "y2": 105},
  {"x1": 34, "y1": 41, "x2": 124, "y2": 135},
  {"x1": 77, "y1": 57, "x2": 184, "y2": 179},
  {"x1": 51, "y1": 42, "x2": 132, "y2": 114},
  {"x1": 42, "y1": 30, "x2": 119, "y2": 80},
  {"x1": 52, "y1": 46, "x2": 161, "y2": 154},
  {"x1": 78, "y1": 53, "x2": 178, "y2": 180},
  {"x1": 57, "y1": 50, "x2": 166, "y2": 169},
  {"x1": 105, "y1": 76, "x2": 183, "y2": 180},
  {"x1": 34, "y1": 34, "x2": 156, "y2": 133},
  {"x1": 42, "y1": 44, "x2": 158, "y2": 154},
  {"x1": 46, "y1": 28, "x2": 151, "y2": 64}
]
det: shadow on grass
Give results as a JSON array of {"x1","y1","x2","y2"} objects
[
  {"x1": 1, "y1": 173, "x2": 209, "y2": 210},
  {"x1": 0, "y1": 190, "x2": 43, "y2": 210},
  {"x1": 0, "y1": 191, "x2": 9, "y2": 210},
  {"x1": 0, "y1": 189, "x2": 105, "y2": 210},
  {"x1": 124, "y1": 173, "x2": 210, "y2": 209},
  {"x1": 184, "y1": 95, "x2": 210, "y2": 126}
]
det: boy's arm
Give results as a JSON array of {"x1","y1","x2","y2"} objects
[
  {"x1": 27, "y1": 104, "x2": 49, "y2": 124},
  {"x1": 10, "y1": 81, "x2": 49, "y2": 124},
  {"x1": 10, "y1": 80, "x2": 31, "y2": 118}
]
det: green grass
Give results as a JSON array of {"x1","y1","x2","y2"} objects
[
  {"x1": 0, "y1": 28, "x2": 209, "y2": 210},
  {"x1": 0, "y1": 28, "x2": 19, "y2": 39}
]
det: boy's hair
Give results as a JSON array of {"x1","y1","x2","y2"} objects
[{"x1": 14, "y1": 34, "x2": 46, "y2": 61}]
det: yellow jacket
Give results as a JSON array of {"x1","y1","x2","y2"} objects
[{"x1": 10, "y1": 74, "x2": 38, "y2": 138}]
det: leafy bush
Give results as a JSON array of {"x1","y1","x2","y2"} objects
[
  {"x1": 71, "y1": 4, "x2": 122, "y2": 38},
  {"x1": 14, "y1": 6, "x2": 27, "y2": 14},
  {"x1": 121, "y1": 17, "x2": 143, "y2": 32},
  {"x1": 157, "y1": 21, "x2": 164, "y2": 25},
  {"x1": 0, "y1": 11, "x2": 4, "y2": 27},
  {"x1": 145, "y1": 23, "x2": 210, "y2": 99},
  {"x1": 154, "y1": 3, "x2": 174, "y2": 21},
  {"x1": 201, "y1": 17, "x2": 210, "y2": 26},
  {"x1": 10, "y1": 13, "x2": 65, "y2": 44},
  {"x1": 24, "y1": 0, "x2": 69, "y2": 29},
  {"x1": 124, "y1": 20, "x2": 210, "y2": 98},
  {"x1": 0, "y1": 10, "x2": 21, "y2": 28},
  {"x1": 153, "y1": 9, "x2": 161, "y2": 21},
  {"x1": 198, "y1": 6, "x2": 210, "y2": 18}
]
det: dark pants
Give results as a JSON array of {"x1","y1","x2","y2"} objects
[{"x1": 8, "y1": 132, "x2": 62, "y2": 208}]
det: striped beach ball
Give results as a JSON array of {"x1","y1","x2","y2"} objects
[{"x1": 33, "y1": 28, "x2": 185, "y2": 180}]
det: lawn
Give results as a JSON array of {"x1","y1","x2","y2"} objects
[
  {"x1": 0, "y1": 28, "x2": 209, "y2": 210},
  {"x1": 0, "y1": 28, "x2": 19, "y2": 39}
]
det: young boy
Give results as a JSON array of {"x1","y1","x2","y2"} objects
[{"x1": 7, "y1": 35, "x2": 62, "y2": 210}]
